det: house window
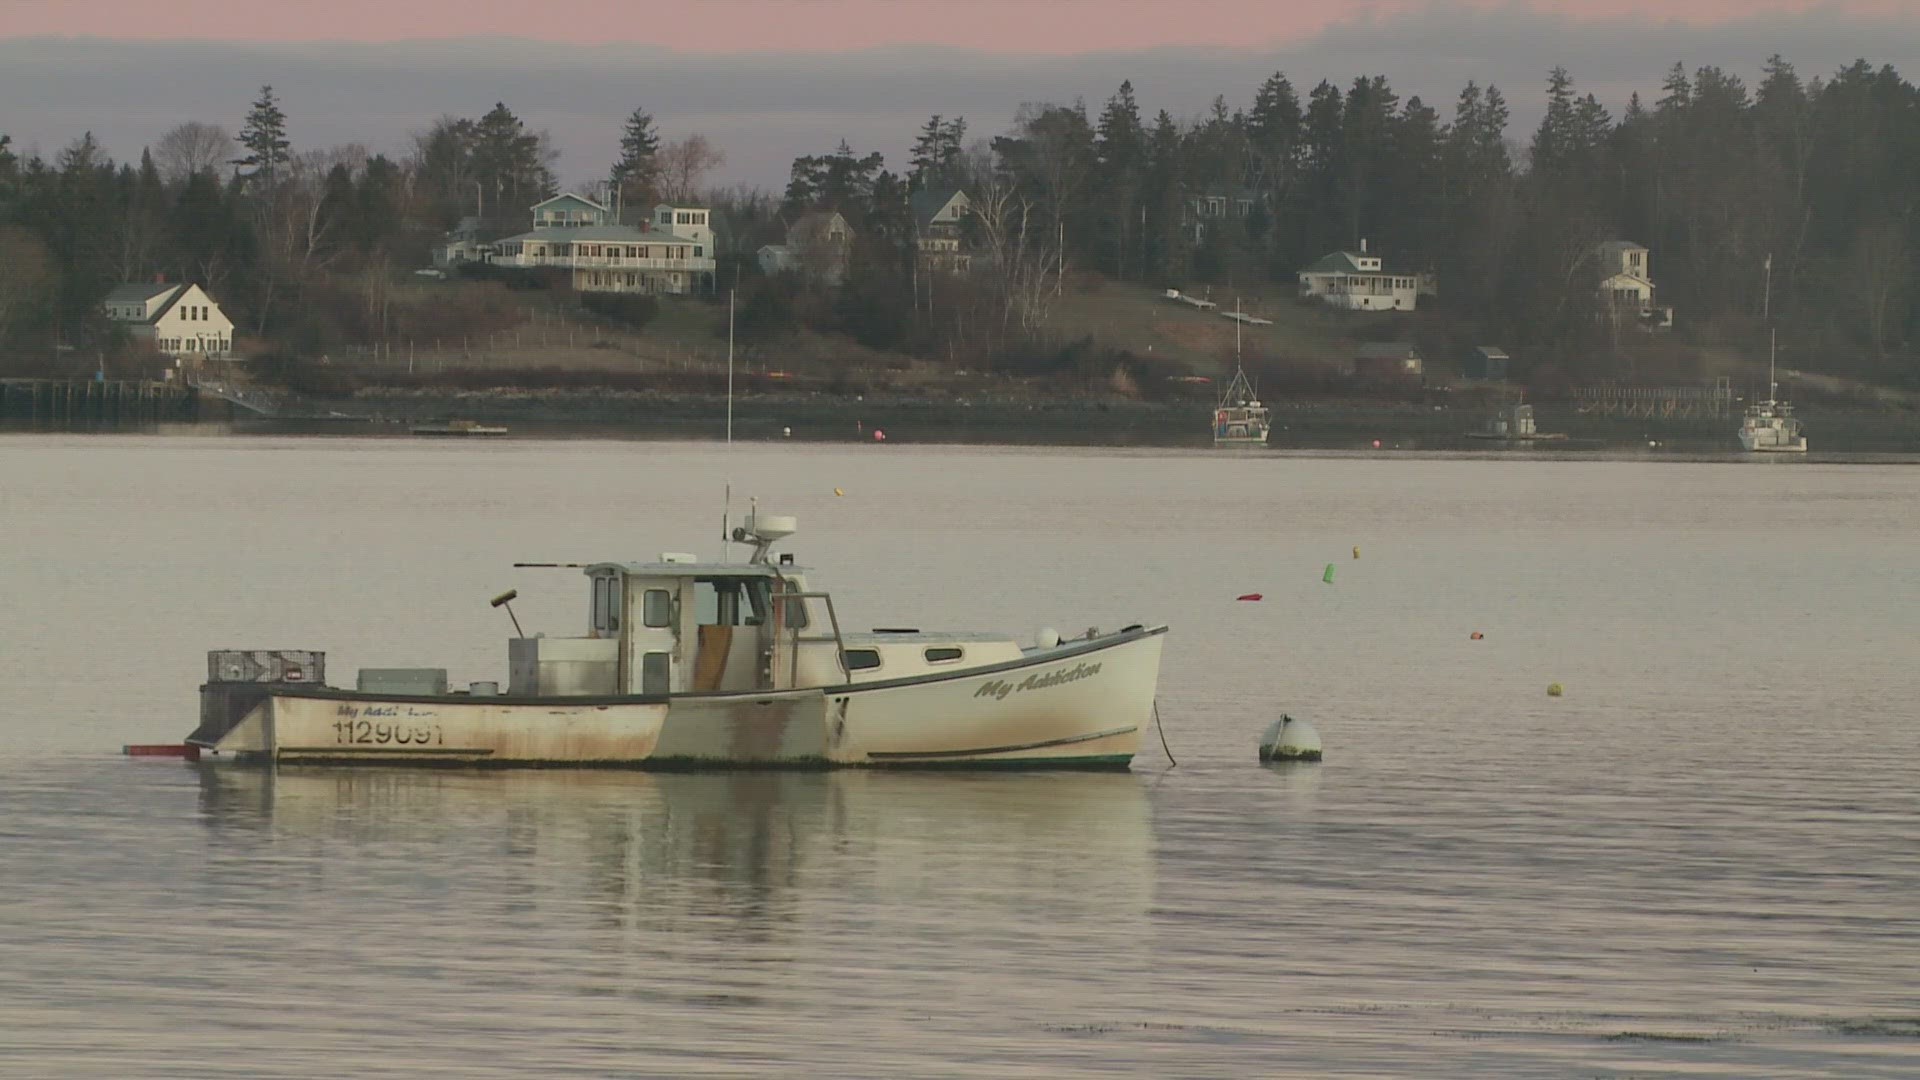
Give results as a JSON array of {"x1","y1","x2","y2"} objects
[{"x1": 694, "y1": 246, "x2": 703, "y2": 257}]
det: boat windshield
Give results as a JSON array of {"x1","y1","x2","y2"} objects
[{"x1": 694, "y1": 577, "x2": 808, "y2": 629}]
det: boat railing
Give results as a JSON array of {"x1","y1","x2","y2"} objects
[{"x1": 770, "y1": 589, "x2": 851, "y2": 688}]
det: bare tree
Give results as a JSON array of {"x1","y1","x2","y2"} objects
[
  {"x1": 964, "y1": 156, "x2": 1063, "y2": 339},
  {"x1": 153, "y1": 122, "x2": 236, "y2": 185},
  {"x1": 657, "y1": 135, "x2": 725, "y2": 203}
]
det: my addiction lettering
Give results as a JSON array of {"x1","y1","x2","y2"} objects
[{"x1": 974, "y1": 662, "x2": 1102, "y2": 700}]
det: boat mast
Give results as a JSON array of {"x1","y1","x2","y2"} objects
[
  {"x1": 721, "y1": 288, "x2": 735, "y2": 557},
  {"x1": 1762, "y1": 253, "x2": 1774, "y2": 404}
]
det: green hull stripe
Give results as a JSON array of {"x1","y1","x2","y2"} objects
[
  {"x1": 866, "y1": 725, "x2": 1137, "y2": 760},
  {"x1": 261, "y1": 753, "x2": 1134, "y2": 772}
]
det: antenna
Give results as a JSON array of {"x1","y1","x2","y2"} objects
[{"x1": 720, "y1": 288, "x2": 735, "y2": 559}]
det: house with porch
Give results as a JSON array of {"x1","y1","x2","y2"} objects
[
  {"x1": 102, "y1": 281, "x2": 234, "y2": 359},
  {"x1": 1298, "y1": 241, "x2": 1425, "y2": 312},
  {"x1": 491, "y1": 193, "x2": 718, "y2": 296},
  {"x1": 911, "y1": 186, "x2": 972, "y2": 274},
  {"x1": 1595, "y1": 240, "x2": 1673, "y2": 329}
]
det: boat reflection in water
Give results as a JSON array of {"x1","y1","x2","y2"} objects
[{"x1": 191, "y1": 766, "x2": 1155, "y2": 932}]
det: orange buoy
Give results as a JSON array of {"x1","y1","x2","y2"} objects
[
  {"x1": 1470, "y1": 631, "x2": 1484, "y2": 640},
  {"x1": 873, "y1": 429, "x2": 887, "y2": 442}
]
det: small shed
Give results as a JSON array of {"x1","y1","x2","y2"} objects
[
  {"x1": 1352, "y1": 341, "x2": 1423, "y2": 378},
  {"x1": 1464, "y1": 346, "x2": 1509, "y2": 381}
]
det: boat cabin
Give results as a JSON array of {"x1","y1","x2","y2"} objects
[{"x1": 507, "y1": 515, "x2": 1021, "y2": 698}]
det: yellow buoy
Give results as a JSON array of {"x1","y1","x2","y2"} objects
[
  {"x1": 834, "y1": 488, "x2": 844, "y2": 497},
  {"x1": 1547, "y1": 683, "x2": 1564, "y2": 697},
  {"x1": 1352, "y1": 546, "x2": 1360, "y2": 559}
]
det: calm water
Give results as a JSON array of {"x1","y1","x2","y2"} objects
[{"x1": 2, "y1": 436, "x2": 1917, "y2": 1077}]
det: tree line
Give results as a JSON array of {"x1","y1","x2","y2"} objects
[
  {"x1": 2, "y1": 59, "x2": 1915, "y2": 388},
  {"x1": 757, "y1": 58, "x2": 1918, "y2": 386}
]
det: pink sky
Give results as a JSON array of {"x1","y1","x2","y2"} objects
[{"x1": 0, "y1": 0, "x2": 1903, "y2": 51}]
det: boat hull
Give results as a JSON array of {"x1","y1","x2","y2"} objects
[
  {"x1": 1739, "y1": 434, "x2": 1808, "y2": 453},
  {"x1": 193, "y1": 627, "x2": 1166, "y2": 770}
]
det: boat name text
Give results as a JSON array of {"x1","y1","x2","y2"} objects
[
  {"x1": 333, "y1": 719, "x2": 445, "y2": 746},
  {"x1": 974, "y1": 662, "x2": 1102, "y2": 700}
]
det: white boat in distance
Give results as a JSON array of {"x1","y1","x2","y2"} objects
[
  {"x1": 1212, "y1": 299, "x2": 1271, "y2": 445},
  {"x1": 187, "y1": 509, "x2": 1167, "y2": 770},
  {"x1": 1739, "y1": 330, "x2": 1807, "y2": 453}
]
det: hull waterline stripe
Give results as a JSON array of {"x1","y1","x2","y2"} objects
[
  {"x1": 865, "y1": 725, "x2": 1137, "y2": 761},
  {"x1": 280, "y1": 746, "x2": 495, "y2": 756}
]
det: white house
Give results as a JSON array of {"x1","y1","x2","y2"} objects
[
  {"x1": 757, "y1": 244, "x2": 796, "y2": 277},
  {"x1": 103, "y1": 281, "x2": 234, "y2": 359},
  {"x1": 432, "y1": 216, "x2": 491, "y2": 269},
  {"x1": 492, "y1": 194, "x2": 718, "y2": 296},
  {"x1": 1297, "y1": 241, "x2": 1423, "y2": 312},
  {"x1": 910, "y1": 186, "x2": 972, "y2": 273},
  {"x1": 1595, "y1": 240, "x2": 1673, "y2": 329}
]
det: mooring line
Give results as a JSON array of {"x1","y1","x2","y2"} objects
[{"x1": 1153, "y1": 699, "x2": 1178, "y2": 768}]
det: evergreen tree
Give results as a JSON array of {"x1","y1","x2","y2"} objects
[
  {"x1": 908, "y1": 115, "x2": 945, "y2": 191},
  {"x1": 611, "y1": 107, "x2": 662, "y2": 202},
  {"x1": 1247, "y1": 71, "x2": 1302, "y2": 191},
  {"x1": 469, "y1": 102, "x2": 552, "y2": 221},
  {"x1": 234, "y1": 85, "x2": 291, "y2": 193}
]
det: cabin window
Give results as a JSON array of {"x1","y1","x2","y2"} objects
[
  {"x1": 591, "y1": 577, "x2": 623, "y2": 633},
  {"x1": 843, "y1": 649, "x2": 881, "y2": 672},
  {"x1": 924, "y1": 647, "x2": 964, "y2": 664},
  {"x1": 642, "y1": 589, "x2": 672, "y2": 628},
  {"x1": 641, "y1": 651, "x2": 670, "y2": 693}
]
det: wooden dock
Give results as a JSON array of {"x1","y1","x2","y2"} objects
[{"x1": 0, "y1": 378, "x2": 197, "y2": 422}]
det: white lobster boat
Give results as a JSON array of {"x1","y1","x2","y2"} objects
[{"x1": 187, "y1": 510, "x2": 1167, "y2": 770}]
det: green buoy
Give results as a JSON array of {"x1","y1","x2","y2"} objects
[{"x1": 1322, "y1": 563, "x2": 1335, "y2": 584}]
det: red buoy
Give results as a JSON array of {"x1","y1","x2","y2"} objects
[
  {"x1": 1236, "y1": 593, "x2": 1264, "y2": 602},
  {"x1": 873, "y1": 429, "x2": 887, "y2": 442},
  {"x1": 1470, "y1": 631, "x2": 1484, "y2": 640}
]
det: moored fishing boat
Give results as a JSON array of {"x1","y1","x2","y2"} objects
[
  {"x1": 185, "y1": 508, "x2": 1167, "y2": 770},
  {"x1": 1212, "y1": 299, "x2": 1271, "y2": 446}
]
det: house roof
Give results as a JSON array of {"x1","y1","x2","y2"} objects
[
  {"x1": 533, "y1": 193, "x2": 608, "y2": 213},
  {"x1": 910, "y1": 186, "x2": 966, "y2": 230},
  {"x1": 1301, "y1": 252, "x2": 1366, "y2": 274},
  {"x1": 1300, "y1": 250, "x2": 1410, "y2": 277},
  {"x1": 1599, "y1": 272, "x2": 1655, "y2": 288},
  {"x1": 1597, "y1": 240, "x2": 1647, "y2": 253},
  {"x1": 1356, "y1": 341, "x2": 1419, "y2": 360},
  {"x1": 106, "y1": 282, "x2": 182, "y2": 305},
  {"x1": 147, "y1": 285, "x2": 192, "y2": 325},
  {"x1": 1474, "y1": 346, "x2": 1510, "y2": 359},
  {"x1": 788, "y1": 209, "x2": 852, "y2": 244}
]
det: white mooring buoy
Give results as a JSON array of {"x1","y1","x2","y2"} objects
[{"x1": 1259, "y1": 715, "x2": 1323, "y2": 763}]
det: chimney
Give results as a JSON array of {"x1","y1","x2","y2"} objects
[
  {"x1": 154, "y1": 271, "x2": 166, "y2": 284},
  {"x1": 1359, "y1": 238, "x2": 1367, "y2": 254}
]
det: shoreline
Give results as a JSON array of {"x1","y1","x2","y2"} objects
[
  {"x1": 6, "y1": 386, "x2": 1917, "y2": 453},
  {"x1": 309, "y1": 387, "x2": 1920, "y2": 452}
]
